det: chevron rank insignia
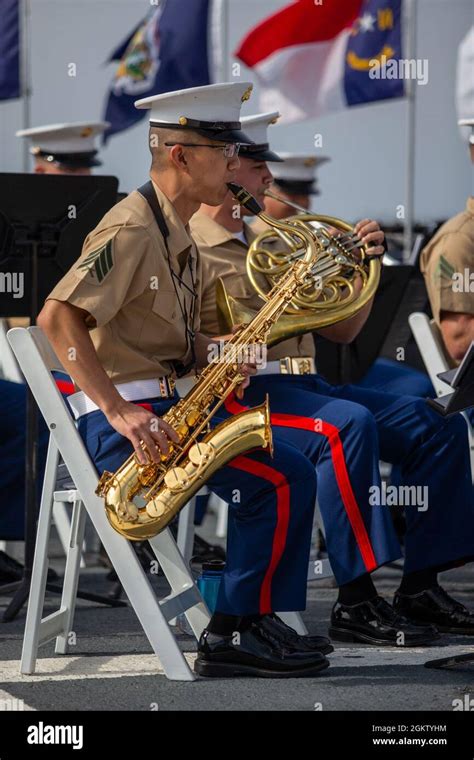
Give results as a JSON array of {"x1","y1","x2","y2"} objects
[
  {"x1": 435, "y1": 254, "x2": 455, "y2": 283},
  {"x1": 77, "y1": 240, "x2": 114, "y2": 283}
]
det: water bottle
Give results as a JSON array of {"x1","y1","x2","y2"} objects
[
  {"x1": 196, "y1": 560, "x2": 225, "y2": 613},
  {"x1": 176, "y1": 560, "x2": 225, "y2": 635}
]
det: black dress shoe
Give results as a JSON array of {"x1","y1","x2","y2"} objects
[
  {"x1": 194, "y1": 620, "x2": 330, "y2": 678},
  {"x1": 262, "y1": 614, "x2": 334, "y2": 655},
  {"x1": 394, "y1": 585, "x2": 474, "y2": 635},
  {"x1": 0, "y1": 551, "x2": 58, "y2": 584},
  {"x1": 329, "y1": 595, "x2": 439, "y2": 646}
]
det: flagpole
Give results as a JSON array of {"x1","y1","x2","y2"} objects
[
  {"x1": 211, "y1": 0, "x2": 229, "y2": 82},
  {"x1": 403, "y1": 0, "x2": 417, "y2": 262},
  {"x1": 222, "y1": 0, "x2": 229, "y2": 81},
  {"x1": 20, "y1": 0, "x2": 32, "y2": 171}
]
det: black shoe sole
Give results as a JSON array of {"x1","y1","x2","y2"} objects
[
  {"x1": 428, "y1": 625, "x2": 474, "y2": 635},
  {"x1": 312, "y1": 643, "x2": 334, "y2": 655},
  {"x1": 194, "y1": 657, "x2": 330, "y2": 678},
  {"x1": 393, "y1": 610, "x2": 474, "y2": 636},
  {"x1": 328, "y1": 626, "x2": 439, "y2": 647}
]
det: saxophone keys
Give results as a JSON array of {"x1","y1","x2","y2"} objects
[
  {"x1": 164, "y1": 466, "x2": 190, "y2": 491},
  {"x1": 188, "y1": 441, "x2": 214, "y2": 466},
  {"x1": 117, "y1": 501, "x2": 139, "y2": 521},
  {"x1": 186, "y1": 409, "x2": 201, "y2": 426},
  {"x1": 146, "y1": 498, "x2": 167, "y2": 518}
]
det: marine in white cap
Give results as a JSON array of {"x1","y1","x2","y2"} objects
[
  {"x1": 16, "y1": 121, "x2": 109, "y2": 174},
  {"x1": 38, "y1": 84, "x2": 329, "y2": 680},
  {"x1": 263, "y1": 153, "x2": 330, "y2": 218},
  {"x1": 420, "y1": 116, "x2": 474, "y2": 364},
  {"x1": 192, "y1": 108, "x2": 474, "y2": 649}
]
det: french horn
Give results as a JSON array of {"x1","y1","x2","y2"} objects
[{"x1": 216, "y1": 189, "x2": 382, "y2": 346}]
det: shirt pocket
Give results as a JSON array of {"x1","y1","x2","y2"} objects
[{"x1": 151, "y1": 290, "x2": 179, "y2": 325}]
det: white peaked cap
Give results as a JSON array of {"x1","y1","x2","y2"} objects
[
  {"x1": 238, "y1": 111, "x2": 283, "y2": 161},
  {"x1": 458, "y1": 117, "x2": 474, "y2": 144},
  {"x1": 271, "y1": 153, "x2": 331, "y2": 182},
  {"x1": 135, "y1": 82, "x2": 254, "y2": 143},
  {"x1": 239, "y1": 111, "x2": 280, "y2": 144},
  {"x1": 16, "y1": 121, "x2": 109, "y2": 164}
]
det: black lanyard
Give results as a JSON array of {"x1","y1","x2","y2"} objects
[{"x1": 138, "y1": 181, "x2": 197, "y2": 376}]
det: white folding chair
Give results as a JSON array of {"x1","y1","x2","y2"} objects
[
  {"x1": 409, "y1": 312, "x2": 474, "y2": 479},
  {"x1": 7, "y1": 326, "x2": 210, "y2": 681}
]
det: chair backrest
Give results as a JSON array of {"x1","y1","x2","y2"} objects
[
  {"x1": 6, "y1": 327, "x2": 99, "y2": 492},
  {"x1": 0, "y1": 319, "x2": 23, "y2": 383}
]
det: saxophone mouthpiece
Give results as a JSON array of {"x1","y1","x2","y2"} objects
[{"x1": 226, "y1": 182, "x2": 263, "y2": 216}]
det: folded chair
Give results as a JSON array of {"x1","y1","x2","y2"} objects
[{"x1": 7, "y1": 326, "x2": 210, "y2": 681}]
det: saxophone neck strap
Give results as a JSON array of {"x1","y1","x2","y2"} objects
[{"x1": 137, "y1": 180, "x2": 170, "y2": 244}]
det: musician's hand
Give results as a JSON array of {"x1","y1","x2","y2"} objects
[
  {"x1": 354, "y1": 219, "x2": 385, "y2": 257},
  {"x1": 236, "y1": 360, "x2": 257, "y2": 399},
  {"x1": 106, "y1": 400, "x2": 180, "y2": 464},
  {"x1": 212, "y1": 325, "x2": 257, "y2": 398}
]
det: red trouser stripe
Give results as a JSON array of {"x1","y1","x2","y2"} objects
[
  {"x1": 227, "y1": 454, "x2": 290, "y2": 614},
  {"x1": 136, "y1": 402, "x2": 153, "y2": 411},
  {"x1": 225, "y1": 394, "x2": 377, "y2": 573},
  {"x1": 55, "y1": 379, "x2": 75, "y2": 396}
]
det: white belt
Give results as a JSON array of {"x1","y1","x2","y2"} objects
[
  {"x1": 67, "y1": 377, "x2": 176, "y2": 420},
  {"x1": 257, "y1": 356, "x2": 316, "y2": 376}
]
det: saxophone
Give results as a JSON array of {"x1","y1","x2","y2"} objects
[{"x1": 96, "y1": 182, "x2": 320, "y2": 541}]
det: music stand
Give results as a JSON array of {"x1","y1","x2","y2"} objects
[
  {"x1": 0, "y1": 173, "x2": 126, "y2": 620},
  {"x1": 315, "y1": 264, "x2": 415, "y2": 384},
  {"x1": 424, "y1": 343, "x2": 474, "y2": 669},
  {"x1": 427, "y1": 342, "x2": 474, "y2": 416}
]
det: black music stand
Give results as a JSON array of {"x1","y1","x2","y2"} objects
[
  {"x1": 315, "y1": 264, "x2": 415, "y2": 384},
  {"x1": 0, "y1": 173, "x2": 126, "y2": 621},
  {"x1": 424, "y1": 343, "x2": 474, "y2": 669},
  {"x1": 427, "y1": 342, "x2": 474, "y2": 416}
]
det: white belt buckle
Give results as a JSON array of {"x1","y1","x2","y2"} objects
[{"x1": 278, "y1": 356, "x2": 315, "y2": 375}]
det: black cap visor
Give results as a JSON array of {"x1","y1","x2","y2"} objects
[
  {"x1": 37, "y1": 150, "x2": 101, "y2": 168},
  {"x1": 149, "y1": 119, "x2": 253, "y2": 145},
  {"x1": 240, "y1": 143, "x2": 283, "y2": 162}
]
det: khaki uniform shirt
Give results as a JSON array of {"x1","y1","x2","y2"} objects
[
  {"x1": 47, "y1": 181, "x2": 201, "y2": 385},
  {"x1": 420, "y1": 197, "x2": 474, "y2": 326},
  {"x1": 190, "y1": 212, "x2": 315, "y2": 361}
]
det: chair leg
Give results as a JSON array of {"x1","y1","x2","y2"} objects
[
  {"x1": 215, "y1": 498, "x2": 228, "y2": 539},
  {"x1": 176, "y1": 498, "x2": 196, "y2": 568},
  {"x1": 54, "y1": 500, "x2": 87, "y2": 654},
  {"x1": 149, "y1": 528, "x2": 210, "y2": 641},
  {"x1": 20, "y1": 440, "x2": 59, "y2": 674},
  {"x1": 52, "y1": 499, "x2": 86, "y2": 568},
  {"x1": 82, "y1": 494, "x2": 196, "y2": 680}
]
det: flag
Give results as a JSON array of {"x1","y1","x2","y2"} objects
[
  {"x1": 103, "y1": 0, "x2": 218, "y2": 142},
  {"x1": 0, "y1": 0, "x2": 20, "y2": 101},
  {"x1": 236, "y1": 0, "x2": 404, "y2": 123}
]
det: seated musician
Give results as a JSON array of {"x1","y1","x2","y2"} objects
[
  {"x1": 37, "y1": 83, "x2": 337, "y2": 679},
  {"x1": 190, "y1": 111, "x2": 474, "y2": 645}
]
